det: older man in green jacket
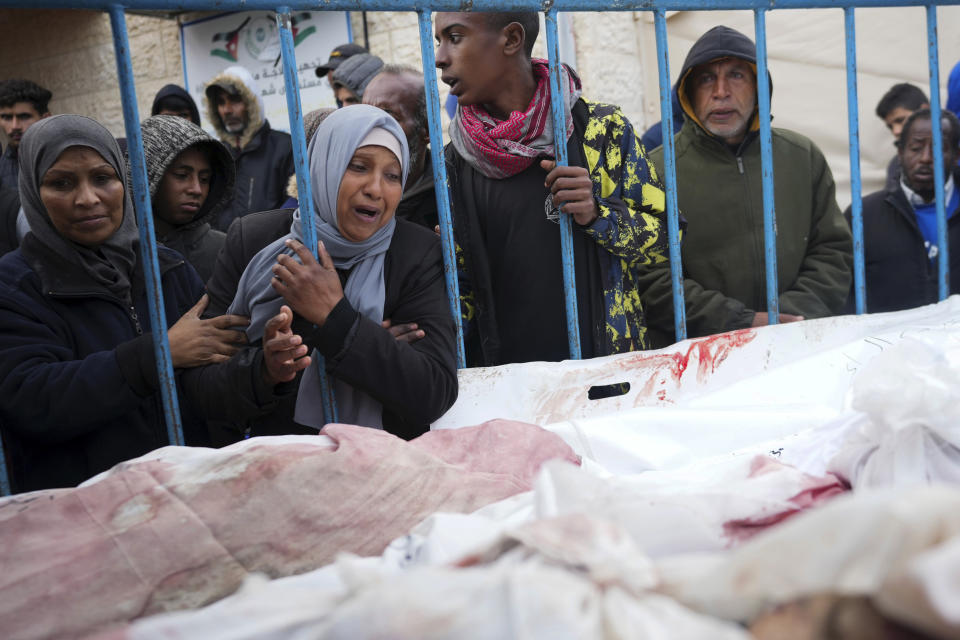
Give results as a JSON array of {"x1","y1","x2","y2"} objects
[{"x1": 641, "y1": 25, "x2": 853, "y2": 347}]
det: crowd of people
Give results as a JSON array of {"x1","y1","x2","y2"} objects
[{"x1": 0, "y1": 14, "x2": 958, "y2": 492}]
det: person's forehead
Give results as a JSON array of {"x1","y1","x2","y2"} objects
[
  {"x1": 214, "y1": 89, "x2": 242, "y2": 102},
  {"x1": 904, "y1": 118, "x2": 932, "y2": 138},
  {"x1": 49, "y1": 145, "x2": 109, "y2": 167},
  {"x1": 0, "y1": 101, "x2": 41, "y2": 115},
  {"x1": 365, "y1": 74, "x2": 421, "y2": 108},
  {"x1": 694, "y1": 57, "x2": 752, "y2": 73},
  {"x1": 354, "y1": 145, "x2": 401, "y2": 163},
  {"x1": 174, "y1": 146, "x2": 211, "y2": 166},
  {"x1": 435, "y1": 12, "x2": 485, "y2": 31}
]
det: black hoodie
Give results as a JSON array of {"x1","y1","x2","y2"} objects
[
  {"x1": 150, "y1": 84, "x2": 202, "y2": 126},
  {"x1": 674, "y1": 25, "x2": 772, "y2": 142}
]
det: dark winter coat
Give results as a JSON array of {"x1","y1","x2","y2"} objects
[
  {"x1": 0, "y1": 186, "x2": 19, "y2": 257},
  {"x1": 203, "y1": 68, "x2": 295, "y2": 231},
  {"x1": 0, "y1": 238, "x2": 292, "y2": 493},
  {"x1": 205, "y1": 210, "x2": 458, "y2": 441},
  {"x1": 140, "y1": 115, "x2": 235, "y2": 281},
  {"x1": 845, "y1": 167, "x2": 960, "y2": 313}
]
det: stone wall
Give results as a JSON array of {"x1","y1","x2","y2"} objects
[
  {"x1": 0, "y1": 9, "x2": 649, "y2": 143},
  {"x1": 0, "y1": 9, "x2": 184, "y2": 141}
]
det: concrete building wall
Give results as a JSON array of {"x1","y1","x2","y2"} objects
[
  {"x1": 0, "y1": 8, "x2": 184, "y2": 141},
  {"x1": 0, "y1": 9, "x2": 649, "y2": 144}
]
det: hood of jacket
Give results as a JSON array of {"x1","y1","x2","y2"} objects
[
  {"x1": 140, "y1": 115, "x2": 236, "y2": 233},
  {"x1": 150, "y1": 84, "x2": 201, "y2": 126},
  {"x1": 203, "y1": 65, "x2": 265, "y2": 150},
  {"x1": 674, "y1": 25, "x2": 773, "y2": 140}
]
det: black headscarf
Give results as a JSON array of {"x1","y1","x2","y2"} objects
[{"x1": 18, "y1": 115, "x2": 139, "y2": 300}]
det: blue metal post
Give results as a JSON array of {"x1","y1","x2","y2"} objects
[
  {"x1": 927, "y1": 4, "x2": 950, "y2": 300},
  {"x1": 844, "y1": 7, "x2": 866, "y2": 314},
  {"x1": 654, "y1": 9, "x2": 687, "y2": 342},
  {"x1": 417, "y1": 9, "x2": 466, "y2": 368},
  {"x1": 545, "y1": 7, "x2": 583, "y2": 360},
  {"x1": 109, "y1": 5, "x2": 184, "y2": 446},
  {"x1": 9, "y1": 0, "x2": 960, "y2": 11},
  {"x1": 8, "y1": 1, "x2": 960, "y2": 12},
  {"x1": 276, "y1": 8, "x2": 338, "y2": 423},
  {"x1": 0, "y1": 436, "x2": 10, "y2": 496},
  {"x1": 754, "y1": 9, "x2": 780, "y2": 323}
]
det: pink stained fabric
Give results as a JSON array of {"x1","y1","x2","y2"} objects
[
  {"x1": 721, "y1": 456, "x2": 848, "y2": 544},
  {"x1": 0, "y1": 420, "x2": 578, "y2": 640}
]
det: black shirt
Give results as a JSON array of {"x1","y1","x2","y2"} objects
[{"x1": 463, "y1": 159, "x2": 597, "y2": 364}]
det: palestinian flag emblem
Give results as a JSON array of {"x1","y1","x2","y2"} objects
[
  {"x1": 211, "y1": 17, "x2": 250, "y2": 62},
  {"x1": 290, "y1": 13, "x2": 317, "y2": 46}
]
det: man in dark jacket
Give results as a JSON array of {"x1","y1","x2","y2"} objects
[
  {"x1": 435, "y1": 11, "x2": 671, "y2": 366},
  {"x1": 641, "y1": 25, "x2": 853, "y2": 346},
  {"x1": 151, "y1": 84, "x2": 201, "y2": 125},
  {"x1": 203, "y1": 65, "x2": 295, "y2": 231},
  {"x1": 363, "y1": 64, "x2": 438, "y2": 231},
  {"x1": 850, "y1": 108, "x2": 960, "y2": 313}
]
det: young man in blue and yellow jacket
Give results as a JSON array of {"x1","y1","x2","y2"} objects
[{"x1": 435, "y1": 11, "x2": 671, "y2": 366}]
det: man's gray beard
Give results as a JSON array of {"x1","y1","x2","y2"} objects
[{"x1": 225, "y1": 121, "x2": 245, "y2": 133}]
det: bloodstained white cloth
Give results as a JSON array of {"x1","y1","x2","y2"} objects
[{"x1": 0, "y1": 420, "x2": 578, "y2": 640}]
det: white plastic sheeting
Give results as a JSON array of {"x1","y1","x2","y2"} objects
[
  {"x1": 107, "y1": 299, "x2": 960, "y2": 638},
  {"x1": 436, "y1": 297, "x2": 960, "y2": 477}
]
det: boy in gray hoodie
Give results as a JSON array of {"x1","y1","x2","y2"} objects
[{"x1": 140, "y1": 114, "x2": 236, "y2": 281}]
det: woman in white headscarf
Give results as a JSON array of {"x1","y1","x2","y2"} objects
[
  {"x1": 228, "y1": 104, "x2": 458, "y2": 438},
  {"x1": 0, "y1": 115, "x2": 288, "y2": 493}
]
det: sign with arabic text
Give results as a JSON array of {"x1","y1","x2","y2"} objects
[{"x1": 180, "y1": 11, "x2": 351, "y2": 134}]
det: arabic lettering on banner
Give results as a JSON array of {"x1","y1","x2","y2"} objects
[{"x1": 180, "y1": 11, "x2": 351, "y2": 134}]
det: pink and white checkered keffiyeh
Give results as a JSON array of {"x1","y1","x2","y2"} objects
[{"x1": 450, "y1": 60, "x2": 582, "y2": 180}]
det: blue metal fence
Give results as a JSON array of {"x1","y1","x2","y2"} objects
[{"x1": 0, "y1": 0, "x2": 955, "y2": 497}]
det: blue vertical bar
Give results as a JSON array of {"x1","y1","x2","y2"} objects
[
  {"x1": 545, "y1": 7, "x2": 583, "y2": 360},
  {"x1": 927, "y1": 4, "x2": 950, "y2": 300},
  {"x1": 754, "y1": 9, "x2": 780, "y2": 323},
  {"x1": 276, "y1": 8, "x2": 337, "y2": 423},
  {"x1": 0, "y1": 436, "x2": 10, "y2": 496},
  {"x1": 109, "y1": 6, "x2": 184, "y2": 446},
  {"x1": 417, "y1": 9, "x2": 467, "y2": 368},
  {"x1": 844, "y1": 7, "x2": 866, "y2": 314},
  {"x1": 653, "y1": 9, "x2": 687, "y2": 342}
]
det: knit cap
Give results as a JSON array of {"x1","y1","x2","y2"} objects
[
  {"x1": 331, "y1": 53, "x2": 384, "y2": 100},
  {"x1": 139, "y1": 115, "x2": 236, "y2": 227}
]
